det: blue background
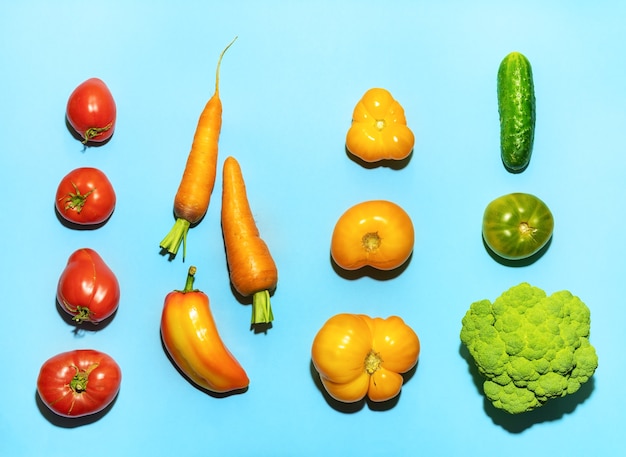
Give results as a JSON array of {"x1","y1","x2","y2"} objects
[{"x1": 1, "y1": 1, "x2": 623, "y2": 456}]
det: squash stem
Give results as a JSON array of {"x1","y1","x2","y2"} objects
[
  {"x1": 160, "y1": 218, "x2": 190, "y2": 260},
  {"x1": 251, "y1": 290, "x2": 273, "y2": 325}
]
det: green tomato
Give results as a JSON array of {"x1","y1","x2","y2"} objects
[{"x1": 482, "y1": 192, "x2": 554, "y2": 260}]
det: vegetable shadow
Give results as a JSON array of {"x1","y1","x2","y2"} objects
[
  {"x1": 482, "y1": 235, "x2": 552, "y2": 267},
  {"x1": 308, "y1": 359, "x2": 418, "y2": 413},
  {"x1": 330, "y1": 252, "x2": 412, "y2": 281},
  {"x1": 345, "y1": 146, "x2": 413, "y2": 170},
  {"x1": 35, "y1": 387, "x2": 120, "y2": 428},
  {"x1": 55, "y1": 296, "x2": 117, "y2": 333},
  {"x1": 65, "y1": 116, "x2": 113, "y2": 149},
  {"x1": 53, "y1": 202, "x2": 114, "y2": 230},
  {"x1": 159, "y1": 330, "x2": 249, "y2": 398},
  {"x1": 458, "y1": 343, "x2": 596, "y2": 432}
]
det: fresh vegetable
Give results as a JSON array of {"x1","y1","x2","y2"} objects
[
  {"x1": 497, "y1": 52, "x2": 536, "y2": 172},
  {"x1": 160, "y1": 37, "x2": 237, "y2": 260},
  {"x1": 57, "y1": 248, "x2": 120, "y2": 324},
  {"x1": 37, "y1": 349, "x2": 122, "y2": 418},
  {"x1": 55, "y1": 167, "x2": 116, "y2": 226},
  {"x1": 161, "y1": 266, "x2": 249, "y2": 393},
  {"x1": 66, "y1": 78, "x2": 116, "y2": 144},
  {"x1": 311, "y1": 313, "x2": 420, "y2": 403},
  {"x1": 221, "y1": 156, "x2": 278, "y2": 326},
  {"x1": 482, "y1": 192, "x2": 553, "y2": 261},
  {"x1": 460, "y1": 282, "x2": 598, "y2": 414},
  {"x1": 345, "y1": 88, "x2": 415, "y2": 163},
  {"x1": 331, "y1": 200, "x2": 414, "y2": 271}
]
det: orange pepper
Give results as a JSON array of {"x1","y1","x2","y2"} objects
[
  {"x1": 160, "y1": 266, "x2": 249, "y2": 394},
  {"x1": 345, "y1": 88, "x2": 415, "y2": 162},
  {"x1": 311, "y1": 313, "x2": 420, "y2": 403}
]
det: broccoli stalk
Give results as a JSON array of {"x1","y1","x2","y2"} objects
[{"x1": 460, "y1": 282, "x2": 598, "y2": 414}]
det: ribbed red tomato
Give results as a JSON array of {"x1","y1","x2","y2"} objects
[
  {"x1": 37, "y1": 349, "x2": 122, "y2": 418},
  {"x1": 57, "y1": 248, "x2": 120, "y2": 324}
]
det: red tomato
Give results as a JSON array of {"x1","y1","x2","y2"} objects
[
  {"x1": 66, "y1": 78, "x2": 116, "y2": 143},
  {"x1": 55, "y1": 167, "x2": 116, "y2": 226},
  {"x1": 37, "y1": 349, "x2": 122, "y2": 418},
  {"x1": 57, "y1": 248, "x2": 120, "y2": 324}
]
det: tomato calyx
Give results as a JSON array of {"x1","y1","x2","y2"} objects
[
  {"x1": 59, "y1": 181, "x2": 94, "y2": 214},
  {"x1": 364, "y1": 350, "x2": 383, "y2": 375},
  {"x1": 83, "y1": 122, "x2": 113, "y2": 144},
  {"x1": 67, "y1": 305, "x2": 94, "y2": 324},
  {"x1": 69, "y1": 363, "x2": 99, "y2": 394},
  {"x1": 362, "y1": 231, "x2": 381, "y2": 253},
  {"x1": 519, "y1": 221, "x2": 536, "y2": 237}
]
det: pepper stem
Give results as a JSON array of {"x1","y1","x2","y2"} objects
[
  {"x1": 251, "y1": 290, "x2": 273, "y2": 325},
  {"x1": 183, "y1": 266, "x2": 197, "y2": 292}
]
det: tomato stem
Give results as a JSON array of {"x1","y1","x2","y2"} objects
[
  {"x1": 364, "y1": 350, "x2": 382, "y2": 374},
  {"x1": 361, "y1": 231, "x2": 381, "y2": 253},
  {"x1": 251, "y1": 290, "x2": 273, "y2": 325},
  {"x1": 69, "y1": 363, "x2": 98, "y2": 393},
  {"x1": 519, "y1": 221, "x2": 537, "y2": 237},
  {"x1": 71, "y1": 305, "x2": 94, "y2": 324},
  {"x1": 83, "y1": 122, "x2": 113, "y2": 144},
  {"x1": 60, "y1": 181, "x2": 94, "y2": 214}
]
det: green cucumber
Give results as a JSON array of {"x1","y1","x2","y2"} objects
[{"x1": 497, "y1": 51, "x2": 536, "y2": 172}]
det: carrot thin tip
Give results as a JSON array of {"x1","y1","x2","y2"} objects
[
  {"x1": 214, "y1": 36, "x2": 238, "y2": 94},
  {"x1": 251, "y1": 290, "x2": 273, "y2": 325}
]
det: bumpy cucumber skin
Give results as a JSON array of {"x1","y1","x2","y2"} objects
[{"x1": 497, "y1": 52, "x2": 536, "y2": 172}]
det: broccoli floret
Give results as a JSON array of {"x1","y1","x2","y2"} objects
[{"x1": 460, "y1": 282, "x2": 598, "y2": 414}]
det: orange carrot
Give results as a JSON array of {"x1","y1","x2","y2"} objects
[
  {"x1": 221, "y1": 156, "x2": 278, "y2": 325},
  {"x1": 160, "y1": 36, "x2": 237, "y2": 260}
]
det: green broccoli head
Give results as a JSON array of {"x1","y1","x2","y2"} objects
[{"x1": 460, "y1": 282, "x2": 598, "y2": 414}]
